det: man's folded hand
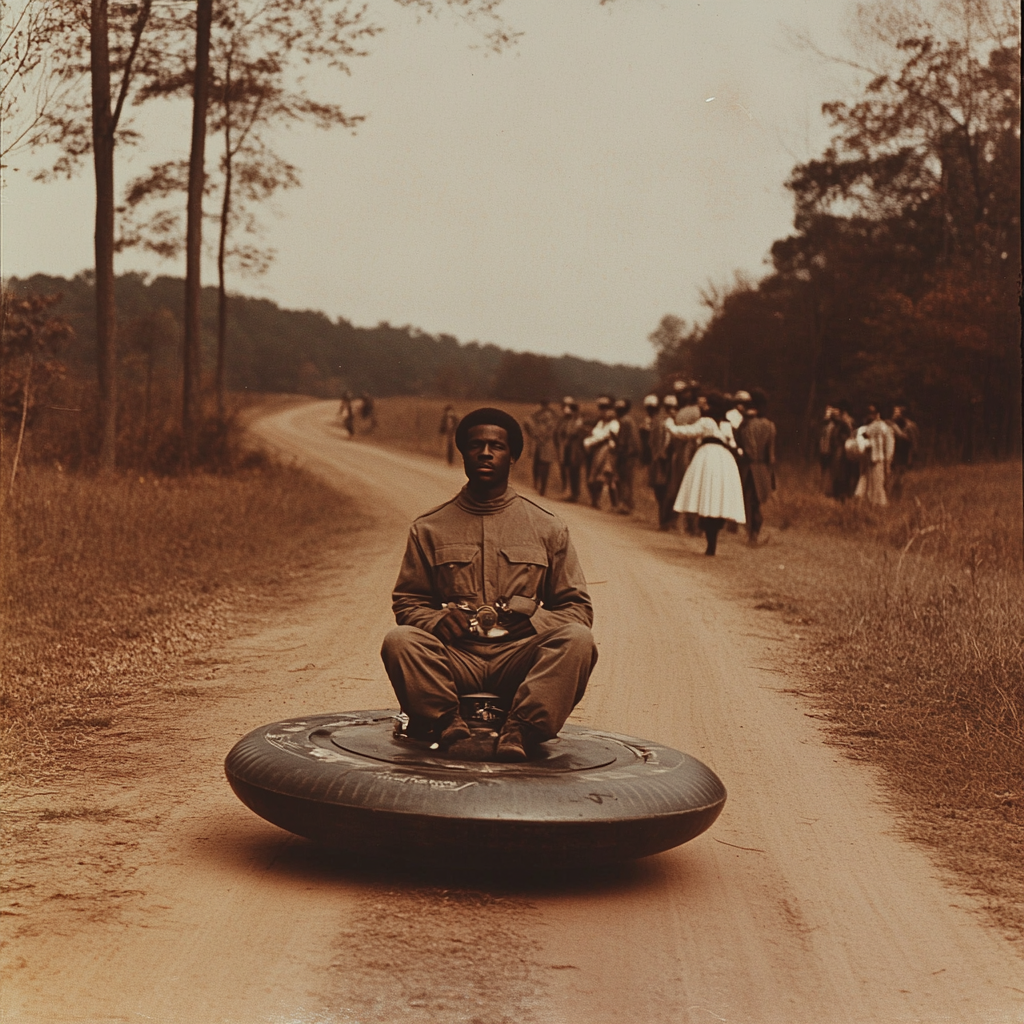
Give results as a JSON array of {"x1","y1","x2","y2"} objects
[{"x1": 433, "y1": 604, "x2": 472, "y2": 643}]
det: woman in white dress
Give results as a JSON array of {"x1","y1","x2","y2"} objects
[{"x1": 665, "y1": 391, "x2": 746, "y2": 555}]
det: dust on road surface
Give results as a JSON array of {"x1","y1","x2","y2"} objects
[{"x1": 3, "y1": 400, "x2": 1021, "y2": 1024}]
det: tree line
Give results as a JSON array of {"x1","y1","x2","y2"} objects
[
  {"x1": 7, "y1": 270, "x2": 655, "y2": 403},
  {"x1": 650, "y1": 0, "x2": 1021, "y2": 462}
]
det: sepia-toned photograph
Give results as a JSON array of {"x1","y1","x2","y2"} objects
[{"x1": 1, "y1": 0, "x2": 1020, "y2": 1021}]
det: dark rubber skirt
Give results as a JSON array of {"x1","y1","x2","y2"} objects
[{"x1": 225, "y1": 710, "x2": 726, "y2": 868}]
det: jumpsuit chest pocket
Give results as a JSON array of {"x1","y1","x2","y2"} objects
[
  {"x1": 499, "y1": 545, "x2": 549, "y2": 600},
  {"x1": 429, "y1": 544, "x2": 481, "y2": 600}
]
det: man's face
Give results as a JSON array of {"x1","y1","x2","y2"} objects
[
  {"x1": 463, "y1": 424, "x2": 514, "y2": 487},
  {"x1": 697, "y1": 395, "x2": 709, "y2": 413}
]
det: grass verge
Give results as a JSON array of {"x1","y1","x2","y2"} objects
[
  {"x1": 740, "y1": 461, "x2": 1024, "y2": 939},
  {"x1": 0, "y1": 460, "x2": 356, "y2": 783}
]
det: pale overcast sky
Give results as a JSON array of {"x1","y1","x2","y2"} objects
[{"x1": 2, "y1": 0, "x2": 862, "y2": 367}]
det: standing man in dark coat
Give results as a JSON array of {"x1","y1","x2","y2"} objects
[
  {"x1": 826, "y1": 402, "x2": 858, "y2": 501},
  {"x1": 613, "y1": 398, "x2": 640, "y2": 515},
  {"x1": 381, "y1": 408, "x2": 598, "y2": 761},
  {"x1": 555, "y1": 397, "x2": 586, "y2": 502},
  {"x1": 525, "y1": 400, "x2": 558, "y2": 496},
  {"x1": 887, "y1": 404, "x2": 919, "y2": 500},
  {"x1": 649, "y1": 393, "x2": 675, "y2": 528},
  {"x1": 737, "y1": 390, "x2": 776, "y2": 545},
  {"x1": 638, "y1": 394, "x2": 660, "y2": 468}
]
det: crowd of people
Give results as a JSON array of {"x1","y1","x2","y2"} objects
[
  {"x1": 515, "y1": 385, "x2": 920, "y2": 554},
  {"x1": 519, "y1": 382, "x2": 777, "y2": 556},
  {"x1": 818, "y1": 402, "x2": 919, "y2": 506}
]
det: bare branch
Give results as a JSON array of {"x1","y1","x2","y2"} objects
[{"x1": 110, "y1": 0, "x2": 154, "y2": 131}]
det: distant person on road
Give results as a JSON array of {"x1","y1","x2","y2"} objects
[
  {"x1": 359, "y1": 393, "x2": 377, "y2": 433},
  {"x1": 338, "y1": 393, "x2": 355, "y2": 436},
  {"x1": 649, "y1": 394, "x2": 676, "y2": 529},
  {"x1": 665, "y1": 390, "x2": 746, "y2": 555},
  {"x1": 583, "y1": 398, "x2": 620, "y2": 510},
  {"x1": 614, "y1": 398, "x2": 640, "y2": 515},
  {"x1": 525, "y1": 400, "x2": 559, "y2": 496},
  {"x1": 381, "y1": 407, "x2": 597, "y2": 761},
  {"x1": 662, "y1": 385, "x2": 702, "y2": 534},
  {"x1": 555, "y1": 398, "x2": 587, "y2": 503},
  {"x1": 725, "y1": 392, "x2": 748, "y2": 432},
  {"x1": 723, "y1": 392, "x2": 750, "y2": 536},
  {"x1": 439, "y1": 405, "x2": 459, "y2": 464},
  {"x1": 638, "y1": 394, "x2": 660, "y2": 468},
  {"x1": 737, "y1": 389, "x2": 776, "y2": 546}
]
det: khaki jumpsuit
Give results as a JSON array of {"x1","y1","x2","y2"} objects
[{"x1": 381, "y1": 486, "x2": 597, "y2": 738}]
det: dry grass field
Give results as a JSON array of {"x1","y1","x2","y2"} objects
[
  {"x1": 736, "y1": 461, "x2": 1024, "y2": 935},
  {"x1": 366, "y1": 398, "x2": 1024, "y2": 936},
  {"x1": 0, "y1": 461, "x2": 358, "y2": 782}
]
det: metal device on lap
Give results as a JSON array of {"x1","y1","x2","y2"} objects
[
  {"x1": 447, "y1": 596, "x2": 540, "y2": 638},
  {"x1": 463, "y1": 600, "x2": 507, "y2": 637}
]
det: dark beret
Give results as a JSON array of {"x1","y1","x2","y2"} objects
[{"x1": 455, "y1": 407, "x2": 524, "y2": 459}]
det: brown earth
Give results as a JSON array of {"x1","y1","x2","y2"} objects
[{"x1": 2, "y1": 399, "x2": 1021, "y2": 1024}]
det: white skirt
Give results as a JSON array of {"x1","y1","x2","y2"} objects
[{"x1": 673, "y1": 444, "x2": 746, "y2": 523}]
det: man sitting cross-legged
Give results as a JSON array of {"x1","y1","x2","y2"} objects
[{"x1": 381, "y1": 407, "x2": 598, "y2": 762}]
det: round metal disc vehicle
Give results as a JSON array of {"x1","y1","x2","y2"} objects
[{"x1": 225, "y1": 708, "x2": 726, "y2": 868}]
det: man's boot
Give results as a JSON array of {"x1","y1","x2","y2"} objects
[
  {"x1": 438, "y1": 711, "x2": 471, "y2": 748},
  {"x1": 495, "y1": 718, "x2": 540, "y2": 762}
]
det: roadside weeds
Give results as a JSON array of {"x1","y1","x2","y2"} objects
[
  {"x1": 720, "y1": 463, "x2": 1024, "y2": 941},
  {"x1": 0, "y1": 463, "x2": 362, "y2": 785}
]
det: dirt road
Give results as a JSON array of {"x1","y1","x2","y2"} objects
[{"x1": 3, "y1": 399, "x2": 1021, "y2": 1024}]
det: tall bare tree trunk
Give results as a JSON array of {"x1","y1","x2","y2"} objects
[
  {"x1": 91, "y1": 0, "x2": 117, "y2": 471},
  {"x1": 142, "y1": 331, "x2": 154, "y2": 464},
  {"x1": 183, "y1": 0, "x2": 213, "y2": 467},
  {"x1": 215, "y1": 70, "x2": 233, "y2": 425}
]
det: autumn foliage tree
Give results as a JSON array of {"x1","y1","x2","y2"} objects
[{"x1": 654, "y1": 0, "x2": 1021, "y2": 460}]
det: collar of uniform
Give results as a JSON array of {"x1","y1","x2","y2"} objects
[{"x1": 455, "y1": 485, "x2": 519, "y2": 515}]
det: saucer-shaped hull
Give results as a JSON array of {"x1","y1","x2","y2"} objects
[{"x1": 225, "y1": 711, "x2": 726, "y2": 868}]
